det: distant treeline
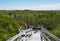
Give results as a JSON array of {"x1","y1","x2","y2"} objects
[{"x1": 0, "y1": 10, "x2": 60, "y2": 41}]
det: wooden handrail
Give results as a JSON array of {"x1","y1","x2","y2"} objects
[{"x1": 41, "y1": 27, "x2": 60, "y2": 41}]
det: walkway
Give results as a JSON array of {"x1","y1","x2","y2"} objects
[{"x1": 27, "y1": 31, "x2": 41, "y2": 41}]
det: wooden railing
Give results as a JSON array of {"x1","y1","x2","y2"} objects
[{"x1": 40, "y1": 27, "x2": 60, "y2": 41}]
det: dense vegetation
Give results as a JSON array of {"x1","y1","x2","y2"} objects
[{"x1": 0, "y1": 10, "x2": 60, "y2": 41}]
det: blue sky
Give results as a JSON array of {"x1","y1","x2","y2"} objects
[{"x1": 0, "y1": 0, "x2": 60, "y2": 10}]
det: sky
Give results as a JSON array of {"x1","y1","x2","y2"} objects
[{"x1": 0, "y1": 0, "x2": 60, "y2": 10}]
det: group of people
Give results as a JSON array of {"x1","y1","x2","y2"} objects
[{"x1": 24, "y1": 22, "x2": 43, "y2": 30}]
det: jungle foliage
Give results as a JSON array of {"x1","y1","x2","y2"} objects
[{"x1": 0, "y1": 10, "x2": 60, "y2": 41}]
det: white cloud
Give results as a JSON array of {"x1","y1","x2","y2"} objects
[
  {"x1": 26, "y1": 3, "x2": 60, "y2": 10},
  {"x1": 0, "y1": 3, "x2": 60, "y2": 10}
]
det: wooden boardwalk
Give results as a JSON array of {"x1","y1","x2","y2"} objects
[{"x1": 7, "y1": 25, "x2": 60, "y2": 41}]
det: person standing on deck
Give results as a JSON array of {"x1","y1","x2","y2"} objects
[{"x1": 24, "y1": 22, "x2": 29, "y2": 29}]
